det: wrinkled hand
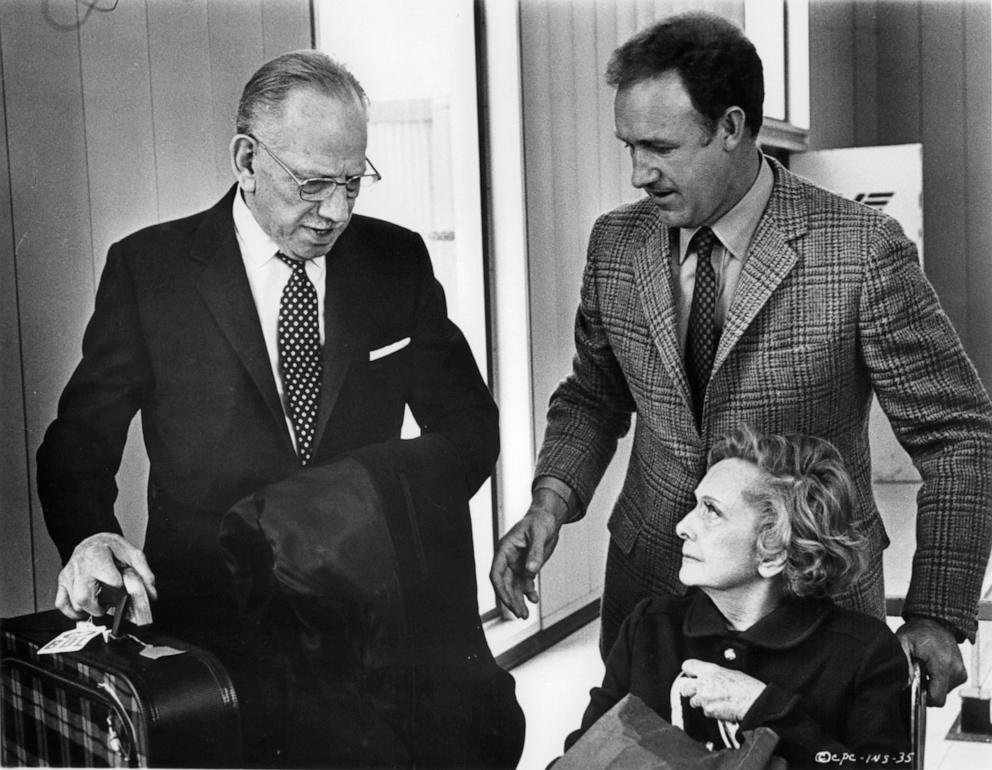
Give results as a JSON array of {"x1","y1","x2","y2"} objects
[
  {"x1": 679, "y1": 659, "x2": 767, "y2": 723},
  {"x1": 55, "y1": 533, "x2": 157, "y2": 625},
  {"x1": 896, "y1": 617, "x2": 967, "y2": 706},
  {"x1": 489, "y1": 491, "x2": 567, "y2": 619}
]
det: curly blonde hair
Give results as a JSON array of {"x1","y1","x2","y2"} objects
[{"x1": 707, "y1": 425, "x2": 867, "y2": 597}]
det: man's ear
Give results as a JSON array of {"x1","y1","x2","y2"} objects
[
  {"x1": 230, "y1": 135, "x2": 257, "y2": 193},
  {"x1": 719, "y1": 106, "x2": 748, "y2": 151},
  {"x1": 757, "y1": 550, "x2": 788, "y2": 579}
]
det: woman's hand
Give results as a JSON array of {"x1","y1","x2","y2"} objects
[{"x1": 678, "y1": 659, "x2": 767, "y2": 722}]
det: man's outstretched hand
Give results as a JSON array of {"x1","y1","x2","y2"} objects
[{"x1": 489, "y1": 490, "x2": 569, "y2": 619}]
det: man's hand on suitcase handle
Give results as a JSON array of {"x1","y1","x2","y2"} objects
[{"x1": 56, "y1": 533, "x2": 157, "y2": 626}]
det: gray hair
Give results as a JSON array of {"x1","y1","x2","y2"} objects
[
  {"x1": 707, "y1": 425, "x2": 867, "y2": 598},
  {"x1": 236, "y1": 49, "x2": 368, "y2": 135}
]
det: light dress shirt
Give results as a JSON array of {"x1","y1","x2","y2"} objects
[
  {"x1": 671, "y1": 154, "x2": 774, "y2": 354},
  {"x1": 536, "y1": 154, "x2": 774, "y2": 518},
  {"x1": 232, "y1": 190, "x2": 326, "y2": 450}
]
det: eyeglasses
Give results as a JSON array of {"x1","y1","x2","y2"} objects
[{"x1": 249, "y1": 136, "x2": 381, "y2": 201}]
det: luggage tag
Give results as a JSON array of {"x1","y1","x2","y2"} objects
[
  {"x1": 38, "y1": 586, "x2": 128, "y2": 654},
  {"x1": 39, "y1": 585, "x2": 186, "y2": 659},
  {"x1": 37, "y1": 620, "x2": 110, "y2": 655}
]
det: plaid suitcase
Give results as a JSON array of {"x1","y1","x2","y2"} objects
[{"x1": 1, "y1": 609, "x2": 241, "y2": 767}]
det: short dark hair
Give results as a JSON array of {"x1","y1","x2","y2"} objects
[
  {"x1": 708, "y1": 426, "x2": 867, "y2": 598},
  {"x1": 236, "y1": 49, "x2": 368, "y2": 135},
  {"x1": 606, "y1": 12, "x2": 764, "y2": 136}
]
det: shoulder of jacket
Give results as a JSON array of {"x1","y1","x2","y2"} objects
[{"x1": 818, "y1": 603, "x2": 901, "y2": 650}]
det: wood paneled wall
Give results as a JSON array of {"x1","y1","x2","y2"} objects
[
  {"x1": 0, "y1": 0, "x2": 310, "y2": 617},
  {"x1": 518, "y1": 0, "x2": 745, "y2": 626},
  {"x1": 808, "y1": 0, "x2": 992, "y2": 389}
]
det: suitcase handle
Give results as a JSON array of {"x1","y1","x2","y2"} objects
[{"x1": 96, "y1": 583, "x2": 131, "y2": 638}]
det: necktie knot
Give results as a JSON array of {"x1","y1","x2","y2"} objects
[
  {"x1": 276, "y1": 251, "x2": 306, "y2": 273},
  {"x1": 690, "y1": 227, "x2": 716, "y2": 260}
]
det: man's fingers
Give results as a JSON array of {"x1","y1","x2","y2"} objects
[
  {"x1": 121, "y1": 568, "x2": 154, "y2": 626},
  {"x1": 927, "y1": 666, "x2": 950, "y2": 707},
  {"x1": 55, "y1": 583, "x2": 87, "y2": 620},
  {"x1": 524, "y1": 537, "x2": 546, "y2": 577},
  {"x1": 107, "y1": 539, "x2": 157, "y2": 599}
]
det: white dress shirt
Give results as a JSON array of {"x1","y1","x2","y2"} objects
[{"x1": 232, "y1": 190, "x2": 326, "y2": 448}]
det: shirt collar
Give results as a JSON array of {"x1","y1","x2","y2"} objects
[
  {"x1": 232, "y1": 188, "x2": 327, "y2": 270},
  {"x1": 677, "y1": 153, "x2": 774, "y2": 265},
  {"x1": 682, "y1": 589, "x2": 832, "y2": 650}
]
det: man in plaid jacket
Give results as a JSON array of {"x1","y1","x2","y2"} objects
[{"x1": 491, "y1": 12, "x2": 992, "y2": 706}]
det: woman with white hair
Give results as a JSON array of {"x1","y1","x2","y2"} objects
[{"x1": 563, "y1": 426, "x2": 912, "y2": 768}]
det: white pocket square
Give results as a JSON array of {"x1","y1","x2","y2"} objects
[{"x1": 369, "y1": 337, "x2": 411, "y2": 361}]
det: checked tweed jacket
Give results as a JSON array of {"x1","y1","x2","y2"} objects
[{"x1": 535, "y1": 157, "x2": 992, "y2": 642}]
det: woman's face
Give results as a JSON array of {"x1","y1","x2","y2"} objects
[{"x1": 676, "y1": 458, "x2": 767, "y2": 594}]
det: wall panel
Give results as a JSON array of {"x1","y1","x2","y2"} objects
[
  {"x1": 852, "y1": 0, "x2": 879, "y2": 147},
  {"x1": 808, "y1": 0, "x2": 857, "y2": 148},
  {"x1": 79, "y1": 0, "x2": 158, "y2": 276},
  {"x1": 963, "y1": 0, "x2": 992, "y2": 380},
  {"x1": 2, "y1": 0, "x2": 96, "y2": 612},
  {"x1": 263, "y1": 0, "x2": 315, "y2": 57},
  {"x1": 208, "y1": 0, "x2": 266, "y2": 195},
  {"x1": 876, "y1": 1, "x2": 921, "y2": 146},
  {"x1": 0, "y1": 34, "x2": 35, "y2": 616},
  {"x1": 920, "y1": 1, "x2": 968, "y2": 334},
  {"x1": 147, "y1": 1, "x2": 218, "y2": 221}
]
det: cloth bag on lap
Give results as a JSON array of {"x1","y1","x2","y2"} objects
[{"x1": 556, "y1": 694, "x2": 786, "y2": 770}]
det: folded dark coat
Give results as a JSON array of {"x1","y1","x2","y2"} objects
[{"x1": 220, "y1": 435, "x2": 525, "y2": 769}]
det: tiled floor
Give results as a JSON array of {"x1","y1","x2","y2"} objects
[{"x1": 509, "y1": 481, "x2": 992, "y2": 770}]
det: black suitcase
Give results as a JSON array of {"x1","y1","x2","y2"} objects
[{"x1": 1, "y1": 609, "x2": 241, "y2": 767}]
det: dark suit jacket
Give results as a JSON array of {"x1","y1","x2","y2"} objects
[
  {"x1": 566, "y1": 592, "x2": 911, "y2": 769},
  {"x1": 536, "y1": 157, "x2": 992, "y2": 642},
  {"x1": 37, "y1": 185, "x2": 499, "y2": 625}
]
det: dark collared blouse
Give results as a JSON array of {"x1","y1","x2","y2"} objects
[{"x1": 565, "y1": 591, "x2": 911, "y2": 769}]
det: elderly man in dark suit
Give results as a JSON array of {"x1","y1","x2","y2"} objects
[
  {"x1": 38, "y1": 50, "x2": 510, "y2": 766},
  {"x1": 491, "y1": 12, "x2": 992, "y2": 708}
]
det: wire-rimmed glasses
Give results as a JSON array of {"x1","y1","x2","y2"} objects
[{"x1": 249, "y1": 135, "x2": 381, "y2": 201}]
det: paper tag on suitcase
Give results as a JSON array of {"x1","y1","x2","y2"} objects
[
  {"x1": 37, "y1": 621, "x2": 108, "y2": 655},
  {"x1": 139, "y1": 644, "x2": 186, "y2": 660}
]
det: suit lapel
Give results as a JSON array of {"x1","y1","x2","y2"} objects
[
  {"x1": 311, "y1": 221, "x2": 370, "y2": 453},
  {"x1": 631, "y1": 213, "x2": 695, "y2": 414},
  {"x1": 191, "y1": 187, "x2": 290, "y2": 445},
  {"x1": 712, "y1": 162, "x2": 806, "y2": 378}
]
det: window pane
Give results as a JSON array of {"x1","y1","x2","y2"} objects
[{"x1": 316, "y1": 0, "x2": 496, "y2": 615}]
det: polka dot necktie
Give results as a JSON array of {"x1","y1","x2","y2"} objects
[
  {"x1": 276, "y1": 252, "x2": 322, "y2": 466},
  {"x1": 684, "y1": 227, "x2": 719, "y2": 424}
]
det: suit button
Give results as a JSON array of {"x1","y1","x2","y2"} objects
[{"x1": 724, "y1": 648, "x2": 737, "y2": 662}]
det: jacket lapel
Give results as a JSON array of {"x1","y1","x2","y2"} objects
[
  {"x1": 711, "y1": 161, "x2": 806, "y2": 378},
  {"x1": 631, "y1": 212, "x2": 695, "y2": 414},
  {"x1": 191, "y1": 187, "x2": 290, "y2": 445},
  {"x1": 311, "y1": 221, "x2": 370, "y2": 453}
]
